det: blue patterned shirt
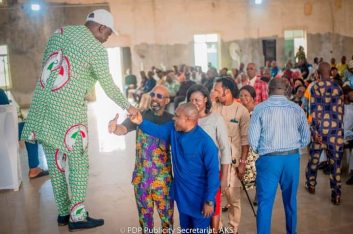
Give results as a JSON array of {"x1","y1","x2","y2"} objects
[{"x1": 248, "y1": 95, "x2": 310, "y2": 156}]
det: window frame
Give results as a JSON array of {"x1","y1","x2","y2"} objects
[
  {"x1": 283, "y1": 29, "x2": 307, "y2": 63},
  {"x1": 193, "y1": 33, "x2": 221, "y2": 72},
  {"x1": 0, "y1": 45, "x2": 12, "y2": 90},
  {"x1": 0, "y1": 0, "x2": 7, "y2": 7}
]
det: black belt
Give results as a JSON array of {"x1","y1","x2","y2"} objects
[{"x1": 262, "y1": 149, "x2": 299, "y2": 156}]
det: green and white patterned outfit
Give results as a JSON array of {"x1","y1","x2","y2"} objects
[{"x1": 21, "y1": 25, "x2": 130, "y2": 221}]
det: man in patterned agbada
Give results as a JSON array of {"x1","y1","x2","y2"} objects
[
  {"x1": 21, "y1": 9, "x2": 138, "y2": 231},
  {"x1": 108, "y1": 85, "x2": 174, "y2": 233},
  {"x1": 305, "y1": 62, "x2": 344, "y2": 205}
]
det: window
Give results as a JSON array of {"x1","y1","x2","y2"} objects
[
  {"x1": 194, "y1": 34, "x2": 220, "y2": 72},
  {"x1": 0, "y1": 45, "x2": 12, "y2": 89},
  {"x1": 284, "y1": 30, "x2": 307, "y2": 63}
]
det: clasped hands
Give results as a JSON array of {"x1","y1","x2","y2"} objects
[{"x1": 108, "y1": 107, "x2": 143, "y2": 135}]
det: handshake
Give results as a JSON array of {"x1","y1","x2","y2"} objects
[{"x1": 108, "y1": 107, "x2": 143, "y2": 135}]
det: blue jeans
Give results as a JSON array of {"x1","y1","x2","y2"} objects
[
  {"x1": 18, "y1": 122, "x2": 39, "y2": 169},
  {"x1": 256, "y1": 153, "x2": 300, "y2": 234}
]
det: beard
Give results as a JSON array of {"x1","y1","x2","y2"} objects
[{"x1": 150, "y1": 101, "x2": 162, "y2": 112}]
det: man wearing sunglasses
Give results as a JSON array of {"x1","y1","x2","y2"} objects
[
  {"x1": 127, "y1": 102, "x2": 219, "y2": 233},
  {"x1": 108, "y1": 85, "x2": 174, "y2": 233}
]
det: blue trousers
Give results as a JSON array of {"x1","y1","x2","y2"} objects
[
  {"x1": 18, "y1": 122, "x2": 39, "y2": 169},
  {"x1": 179, "y1": 212, "x2": 210, "y2": 234},
  {"x1": 256, "y1": 153, "x2": 300, "y2": 234}
]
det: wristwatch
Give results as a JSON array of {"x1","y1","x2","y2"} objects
[{"x1": 205, "y1": 201, "x2": 214, "y2": 206}]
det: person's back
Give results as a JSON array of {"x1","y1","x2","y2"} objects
[
  {"x1": 305, "y1": 62, "x2": 344, "y2": 206},
  {"x1": 43, "y1": 25, "x2": 105, "y2": 94},
  {"x1": 248, "y1": 78, "x2": 310, "y2": 234},
  {"x1": 174, "y1": 80, "x2": 196, "y2": 109},
  {"x1": 125, "y1": 74, "x2": 137, "y2": 86},
  {"x1": 250, "y1": 95, "x2": 308, "y2": 155},
  {"x1": 310, "y1": 80, "x2": 343, "y2": 141},
  {"x1": 22, "y1": 24, "x2": 129, "y2": 150},
  {"x1": 20, "y1": 9, "x2": 136, "y2": 231},
  {"x1": 143, "y1": 78, "x2": 156, "y2": 93},
  {"x1": 177, "y1": 80, "x2": 196, "y2": 97}
]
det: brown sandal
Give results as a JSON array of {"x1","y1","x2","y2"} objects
[{"x1": 29, "y1": 170, "x2": 49, "y2": 179}]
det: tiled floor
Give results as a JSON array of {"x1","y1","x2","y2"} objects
[{"x1": 1, "y1": 98, "x2": 353, "y2": 234}]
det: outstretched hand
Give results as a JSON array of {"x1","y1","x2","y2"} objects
[
  {"x1": 114, "y1": 125, "x2": 128, "y2": 135},
  {"x1": 108, "y1": 113, "x2": 119, "y2": 133},
  {"x1": 108, "y1": 113, "x2": 129, "y2": 135}
]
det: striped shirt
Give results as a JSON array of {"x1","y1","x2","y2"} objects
[{"x1": 248, "y1": 95, "x2": 310, "y2": 156}]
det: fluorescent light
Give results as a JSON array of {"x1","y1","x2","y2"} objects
[
  {"x1": 255, "y1": 0, "x2": 263, "y2": 4},
  {"x1": 31, "y1": 4, "x2": 41, "y2": 11}
]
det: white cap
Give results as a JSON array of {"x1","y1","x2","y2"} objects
[{"x1": 86, "y1": 9, "x2": 118, "y2": 35}]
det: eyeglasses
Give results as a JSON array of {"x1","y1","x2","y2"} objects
[{"x1": 150, "y1": 92, "x2": 169, "y2": 99}]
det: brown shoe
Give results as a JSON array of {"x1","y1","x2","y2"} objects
[
  {"x1": 29, "y1": 168, "x2": 49, "y2": 179},
  {"x1": 305, "y1": 183, "x2": 315, "y2": 194}
]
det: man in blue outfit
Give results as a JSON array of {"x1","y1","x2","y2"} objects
[
  {"x1": 248, "y1": 78, "x2": 310, "y2": 234},
  {"x1": 129, "y1": 102, "x2": 219, "y2": 233}
]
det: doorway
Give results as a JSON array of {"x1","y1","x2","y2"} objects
[
  {"x1": 0, "y1": 45, "x2": 11, "y2": 90},
  {"x1": 284, "y1": 30, "x2": 307, "y2": 63},
  {"x1": 194, "y1": 34, "x2": 220, "y2": 72}
]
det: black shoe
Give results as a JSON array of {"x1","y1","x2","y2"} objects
[
  {"x1": 253, "y1": 194, "x2": 258, "y2": 206},
  {"x1": 318, "y1": 161, "x2": 328, "y2": 170},
  {"x1": 253, "y1": 199, "x2": 258, "y2": 206},
  {"x1": 331, "y1": 192, "x2": 341, "y2": 205},
  {"x1": 346, "y1": 176, "x2": 353, "y2": 185},
  {"x1": 222, "y1": 205, "x2": 229, "y2": 212},
  {"x1": 57, "y1": 215, "x2": 70, "y2": 226},
  {"x1": 68, "y1": 216, "x2": 104, "y2": 232},
  {"x1": 323, "y1": 165, "x2": 331, "y2": 175}
]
